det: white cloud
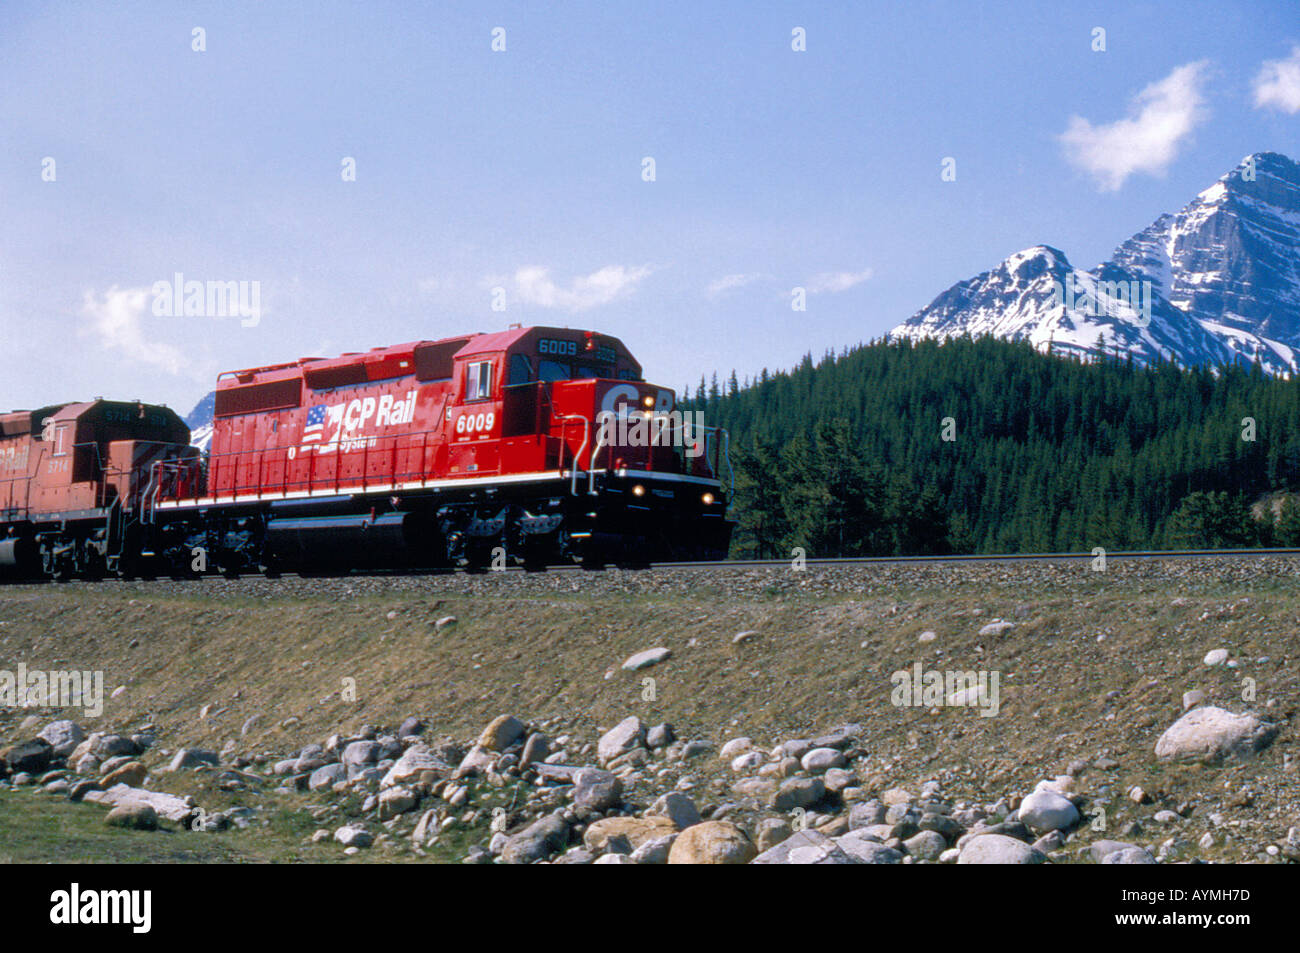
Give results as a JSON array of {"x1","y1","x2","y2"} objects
[
  {"x1": 511, "y1": 264, "x2": 653, "y2": 311},
  {"x1": 80, "y1": 285, "x2": 192, "y2": 378},
  {"x1": 807, "y1": 268, "x2": 873, "y2": 293},
  {"x1": 706, "y1": 273, "x2": 765, "y2": 297},
  {"x1": 1254, "y1": 46, "x2": 1300, "y2": 114},
  {"x1": 1060, "y1": 61, "x2": 1210, "y2": 192}
]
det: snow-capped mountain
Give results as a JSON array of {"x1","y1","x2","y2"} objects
[
  {"x1": 890, "y1": 152, "x2": 1300, "y2": 374},
  {"x1": 184, "y1": 390, "x2": 215, "y2": 453}
]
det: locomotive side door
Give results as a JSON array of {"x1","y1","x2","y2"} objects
[{"x1": 447, "y1": 354, "x2": 502, "y2": 475}]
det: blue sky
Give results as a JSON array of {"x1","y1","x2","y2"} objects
[{"x1": 2, "y1": 0, "x2": 1298, "y2": 414}]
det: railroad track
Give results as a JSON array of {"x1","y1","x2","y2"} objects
[{"x1": 19, "y1": 546, "x2": 1300, "y2": 586}]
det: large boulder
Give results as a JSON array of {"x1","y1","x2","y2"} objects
[
  {"x1": 309, "y1": 764, "x2": 347, "y2": 790},
  {"x1": 0, "y1": 739, "x2": 52, "y2": 775},
  {"x1": 167, "y1": 749, "x2": 219, "y2": 772},
  {"x1": 598, "y1": 717, "x2": 645, "y2": 764},
  {"x1": 572, "y1": 768, "x2": 623, "y2": 811},
  {"x1": 667, "y1": 821, "x2": 756, "y2": 864},
  {"x1": 101, "y1": 761, "x2": 147, "y2": 788},
  {"x1": 1154, "y1": 706, "x2": 1278, "y2": 764},
  {"x1": 648, "y1": 792, "x2": 701, "y2": 830},
  {"x1": 380, "y1": 744, "x2": 451, "y2": 789},
  {"x1": 583, "y1": 816, "x2": 677, "y2": 852},
  {"x1": 769, "y1": 776, "x2": 825, "y2": 812},
  {"x1": 502, "y1": 812, "x2": 570, "y2": 864},
  {"x1": 38, "y1": 720, "x2": 85, "y2": 757},
  {"x1": 476, "y1": 715, "x2": 526, "y2": 752},
  {"x1": 752, "y1": 830, "x2": 856, "y2": 864},
  {"x1": 837, "y1": 830, "x2": 906, "y2": 863},
  {"x1": 1016, "y1": 790, "x2": 1080, "y2": 833},
  {"x1": 957, "y1": 833, "x2": 1046, "y2": 865},
  {"x1": 105, "y1": 802, "x2": 158, "y2": 831}
]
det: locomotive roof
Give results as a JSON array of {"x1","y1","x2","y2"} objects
[
  {"x1": 1, "y1": 400, "x2": 183, "y2": 437},
  {"x1": 217, "y1": 326, "x2": 639, "y2": 386}
]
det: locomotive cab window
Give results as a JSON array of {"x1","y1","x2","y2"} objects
[
  {"x1": 466, "y1": 360, "x2": 494, "y2": 401},
  {"x1": 507, "y1": 354, "x2": 533, "y2": 386}
]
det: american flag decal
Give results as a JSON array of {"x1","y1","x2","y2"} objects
[{"x1": 302, "y1": 404, "x2": 327, "y2": 442}]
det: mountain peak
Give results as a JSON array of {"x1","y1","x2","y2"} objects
[{"x1": 890, "y1": 150, "x2": 1300, "y2": 375}]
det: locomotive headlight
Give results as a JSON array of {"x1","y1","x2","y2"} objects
[
  {"x1": 701, "y1": 492, "x2": 715, "y2": 505},
  {"x1": 642, "y1": 395, "x2": 655, "y2": 408},
  {"x1": 632, "y1": 484, "x2": 646, "y2": 497}
]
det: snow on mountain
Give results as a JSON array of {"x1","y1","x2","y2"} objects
[
  {"x1": 184, "y1": 391, "x2": 215, "y2": 453},
  {"x1": 890, "y1": 152, "x2": 1300, "y2": 375}
]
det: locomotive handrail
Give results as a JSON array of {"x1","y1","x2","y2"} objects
[{"x1": 552, "y1": 413, "x2": 589, "y2": 496}]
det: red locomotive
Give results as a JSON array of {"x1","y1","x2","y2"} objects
[{"x1": 1, "y1": 326, "x2": 732, "y2": 579}]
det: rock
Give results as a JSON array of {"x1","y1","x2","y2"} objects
[
  {"x1": 1032, "y1": 831, "x2": 1066, "y2": 853},
  {"x1": 91, "y1": 734, "x2": 141, "y2": 759},
  {"x1": 309, "y1": 763, "x2": 346, "y2": 790},
  {"x1": 1017, "y1": 790, "x2": 1080, "y2": 833},
  {"x1": 732, "y1": 630, "x2": 757, "y2": 644},
  {"x1": 397, "y1": 716, "x2": 424, "y2": 739},
  {"x1": 334, "y1": 824, "x2": 374, "y2": 848},
  {"x1": 380, "y1": 744, "x2": 450, "y2": 789},
  {"x1": 719, "y1": 737, "x2": 753, "y2": 759},
  {"x1": 836, "y1": 830, "x2": 906, "y2": 863},
  {"x1": 1102, "y1": 847, "x2": 1154, "y2": 863},
  {"x1": 753, "y1": 829, "x2": 856, "y2": 864},
  {"x1": 756, "y1": 817, "x2": 793, "y2": 851},
  {"x1": 1089, "y1": 839, "x2": 1139, "y2": 863},
  {"x1": 38, "y1": 720, "x2": 85, "y2": 757},
  {"x1": 800, "y1": 747, "x2": 846, "y2": 773},
  {"x1": 849, "y1": 800, "x2": 887, "y2": 829},
  {"x1": 1203, "y1": 648, "x2": 1229, "y2": 666},
  {"x1": 649, "y1": 792, "x2": 701, "y2": 830},
  {"x1": 411, "y1": 809, "x2": 438, "y2": 844},
  {"x1": 594, "y1": 852, "x2": 633, "y2": 864},
  {"x1": 101, "y1": 761, "x2": 147, "y2": 788},
  {"x1": 1183, "y1": 689, "x2": 1206, "y2": 710},
  {"x1": 84, "y1": 785, "x2": 196, "y2": 824},
  {"x1": 502, "y1": 812, "x2": 569, "y2": 864},
  {"x1": 68, "y1": 779, "x2": 102, "y2": 802},
  {"x1": 630, "y1": 834, "x2": 677, "y2": 864},
  {"x1": 823, "y1": 767, "x2": 854, "y2": 793},
  {"x1": 918, "y1": 630, "x2": 937, "y2": 643},
  {"x1": 378, "y1": 785, "x2": 417, "y2": 820},
  {"x1": 978, "y1": 620, "x2": 1015, "y2": 636},
  {"x1": 646, "y1": 723, "x2": 675, "y2": 749},
  {"x1": 454, "y1": 745, "x2": 497, "y2": 778},
  {"x1": 667, "y1": 820, "x2": 756, "y2": 864},
  {"x1": 0, "y1": 739, "x2": 52, "y2": 775},
  {"x1": 477, "y1": 714, "x2": 526, "y2": 752},
  {"x1": 520, "y1": 733, "x2": 550, "y2": 767},
  {"x1": 597, "y1": 717, "x2": 645, "y2": 764},
  {"x1": 105, "y1": 802, "x2": 158, "y2": 831},
  {"x1": 770, "y1": 776, "x2": 824, "y2": 812},
  {"x1": 434, "y1": 616, "x2": 457, "y2": 630},
  {"x1": 583, "y1": 816, "x2": 678, "y2": 852},
  {"x1": 572, "y1": 767, "x2": 623, "y2": 811},
  {"x1": 1154, "y1": 706, "x2": 1278, "y2": 764},
  {"x1": 342, "y1": 740, "x2": 381, "y2": 766},
  {"x1": 167, "y1": 749, "x2": 219, "y2": 772},
  {"x1": 730, "y1": 751, "x2": 765, "y2": 772},
  {"x1": 903, "y1": 829, "x2": 948, "y2": 860},
  {"x1": 621, "y1": 647, "x2": 671, "y2": 671},
  {"x1": 958, "y1": 833, "x2": 1046, "y2": 864}
]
